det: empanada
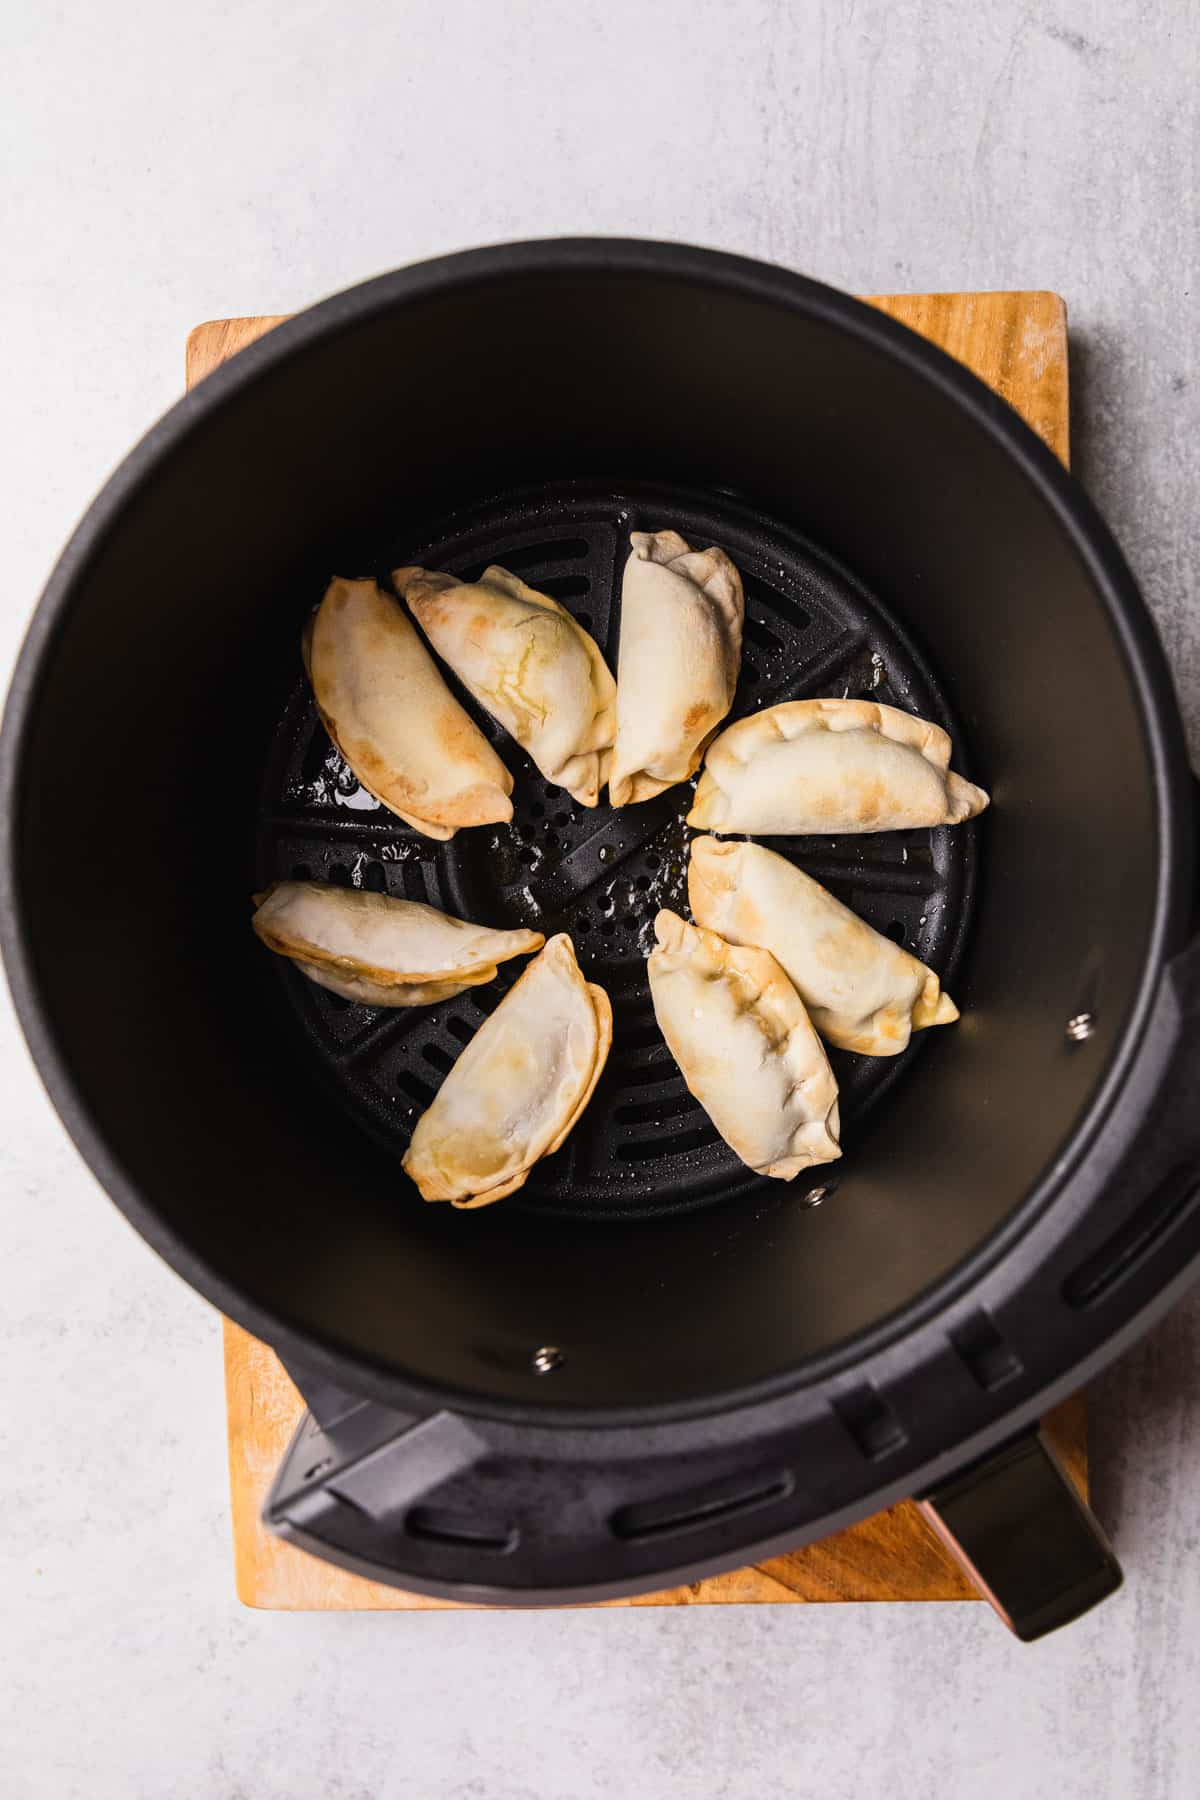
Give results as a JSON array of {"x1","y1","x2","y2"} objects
[
  {"x1": 394, "y1": 565, "x2": 616, "y2": 807},
  {"x1": 305, "y1": 577, "x2": 513, "y2": 840},
  {"x1": 688, "y1": 837, "x2": 958, "y2": 1056},
  {"x1": 252, "y1": 882, "x2": 543, "y2": 1007},
  {"x1": 403, "y1": 934, "x2": 612, "y2": 1207},
  {"x1": 647, "y1": 910, "x2": 841, "y2": 1180},
  {"x1": 688, "y1": 698, "x2": 989, "y2": 834},
  {"x1": 609, "y1": 529, "x2": 744, "y2": 806}
]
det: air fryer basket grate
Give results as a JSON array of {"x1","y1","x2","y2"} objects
[{"x1": 254, "y1": 480, "x2": 979, "y2": 1220}]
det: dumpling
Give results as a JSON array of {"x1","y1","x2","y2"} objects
[
  {"x1": 305, "y1": 577, "x2": 513, "y2": 840},
  {"x1": 688, "y1": 698, "x2": 989, "y2": 834},
  {"x1": 647, "y1": 910, "x2": 841, "y2": 1180},
  {"x1": 688, "y1": 837, "x2": 958, "y2": 1056},
  {"x1": 252, "y1": 882, "x2": 544, "y2": 1007},
  {"x1": 393, "y1": 565, "x2": 616, "y2": 807},
  {"x1": 609, "y1": 530, "x2": 744, "y2": 806},
  {"x1": 403, "y1": 934, "x2": 612, "y2": 1207}
]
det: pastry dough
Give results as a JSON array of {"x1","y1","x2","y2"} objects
[
  {"x1": 609, "y1": 529, "x2": 744, "y2": 806},
  {"x1": 305, "y1": 577, "x2": 513, "y2": 839},
  {"x1": 394, "y1": 565, "x2": 616, "y2": 807},
  {"x1": 403, "y1": 934, "x2": 612, "y2": 1207},
  {"x1": 647, "y1": 910, "x2": 841, "y2": 1180},
  {"x1": 688, "y1": 698, "x2": 989, "y2": 834},
  {"x1": 688, "y1": 837, "x2": 958, "y2": 1056},
  {"x1": 252, "y1": 882, "x2": 543, "y2": 1007}
]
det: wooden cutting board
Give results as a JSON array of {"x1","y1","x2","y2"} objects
[{"x1": 191, "y1": 289, "x2": 1082, "y2": 1609}]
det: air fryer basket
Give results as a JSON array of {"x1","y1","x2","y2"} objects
[
  {"x1": 262, "y1": 477, "x2": 977, "y2": 1222},
  {"x1": 2, "y1": 243, "x2": 1197, "y2": 1635}
]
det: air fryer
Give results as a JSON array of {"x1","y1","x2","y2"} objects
[{"x1": 2, "y1": 242, "x2": 1197, "y2": 1639}]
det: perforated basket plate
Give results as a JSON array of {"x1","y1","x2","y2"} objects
[{"x1": 254, "y1": 480, "x2": 978, "y2": 1220}]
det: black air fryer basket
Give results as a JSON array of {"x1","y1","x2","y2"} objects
[{"x1": 3, "y1": 242, "x2": 1198, "y2": 1639}]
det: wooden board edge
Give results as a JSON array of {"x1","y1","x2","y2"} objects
[
  {"x1": 865, "y1": 289, "x2": 1069, "y2": 467},
  {"x1": 186, "y1": 314, "x2": 290, "y2": 389}
]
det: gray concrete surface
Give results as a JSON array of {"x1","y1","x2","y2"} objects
[{"x1": 2, "y1": 2, "x2": 1198, "y2": 1795}]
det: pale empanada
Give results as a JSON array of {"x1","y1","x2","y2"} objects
[
  {"x1": 394, "y1": 565, "x2": 616, "y2": 807},
  {"x1": 688, "y1": 698, "x2": 989, "y2": 835},
  {"x1": 647, "y1": 910, "x2": 840, "y2": 1180},
  {"x1": 688, "y1": 837, "x2": 958, "y2": 1056},
  {"x1": 305, "y1": 577, "x2": 513, "y2": 840},
  {"x1": 403, "y1": 934, "x2": 612, "y2": 1208},
  {"x1": 252, "y1": 882, "x2": 544, "y2": 1007},
  {"x1": 609, "y1": 530, "x2": 744, "y2": 806}
]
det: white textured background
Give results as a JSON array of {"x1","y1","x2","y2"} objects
[{"x1": 2, "y1": 3, "x2": 1199, "y2": 1795}]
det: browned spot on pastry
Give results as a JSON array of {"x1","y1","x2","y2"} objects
[
  {"x1": 734, "y1": 896, "x2": 767, "y2": 942},
  {"x1": 853, "y1": 777, "x2": 886, "y2": 824},
  {"x1": 447, "y1": 1131, "x2": 513, "y2": 1182},
  {"x1": 435, "y1": 705, "x2": 483, "y2": 758}
]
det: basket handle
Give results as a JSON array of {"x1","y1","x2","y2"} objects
[{"x1": 918, "y1": 1430, "x2": 1121, "y2": 1640}]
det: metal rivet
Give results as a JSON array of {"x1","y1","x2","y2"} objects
[
  {"x1": 532, "y1": 1345, "x2": 564, "y2": 1375},
  {"x1": 801, "y1": 1186, "x2": 829, "y2": 1208},
  {"x1": 1066, "y1": 1012, "x2": 1095, "y2": 1043}
]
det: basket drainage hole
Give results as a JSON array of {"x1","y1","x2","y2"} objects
[
  {"x1": 492, "y1": 536, "x2": 589, "y2": 573},
  {"x1": 886, "y1": 920, "x2": 905, "y2": 944},
  {"x1": 539, "y1": 573, "x2": 590, "y2": 602},
  {"x1": 646, "y1": 854, "x2": 661, "y2": 871},
  {"x1": 635, "y1": 876, "x2": 651, "y2": 891},
  {"x1": 396, "y1": 1070, "x2": 435, "y2": 1105}
]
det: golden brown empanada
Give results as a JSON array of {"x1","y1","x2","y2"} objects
[
  {"x1": 688, "y1": 698, "x2": 988, "y2": 835},
  {"x1": 688, "y1": 836, "x2": 958, "y2": 1056},
  {"x1": 395, "y1": 565, "x2": 616, "y2": 807},
  {"x1": 609, "y1": 530, "x2": 744, "y2": 806},
  {"x1": 252, "y1": 882, "x2": 543, "y2": 1007},
  {"x1": 647, "y1": 909, "x2": 841, "y2": 1180},
  {"x1": 305, "y1": 577, "x2": 513, "y2": 839},
  {"x1": 403, "y1": 934, "x2": 612, "y2": 1207}
]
